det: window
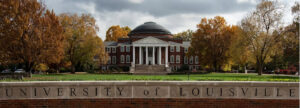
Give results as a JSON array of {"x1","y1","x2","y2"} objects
[
  {"x1": 176, "y1": 46, "x2": 180, "y2": 52},
  {"x1": 176, "y1": 55, "x2": 180, "y2": 63},
  {"x1": 112, "y1": 47, "x2": 116, "y2": 53},
  {"x1": 107, "y1": 56, "x2": 111, "y2": 64},
  {"x1": 184, "y1": 47, "x2": 188, "y2": 53},
  {"x1": 112, "y1": 56, "x2": 116, "y2": 64},
  {"x1": 195, "y1": 56, "x2": 199, "y2": 64},
  {"x1": 170, "y1": 46, "x2": 174, "y2": 52},
  {"x1": 170, "y1": 55, "x2": 174, "y2": 63},
  {"x1": 126, "y1": 55, "x2": 130, "y2": 63},
  {"x1": 106, "y1": 47, "x2": 111, "y2": 53},
  {"x1": 184, "y1": 56, "x2": 188, "y2": 64},
  {"x1": 126, "y1": 46, "x2": 130, "y2": 52},
  {"x1": 120, "y1": 46, "x2": 125, "y2": 52},
  {"x1": 120, "y1": 55, "x2": 125, "y2": 63},
  {"x1": 189, "y1": 56, "x2": 193, "y2": 64}
]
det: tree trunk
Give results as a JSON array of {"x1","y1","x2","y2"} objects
[
  {"x1": 56, "y1": 64, "x2": 60, "y2": 74},
  {"x1": 71, "y1": 64, "x2": 76, "y2": 74},
  {"x1": 25, "y1": 61, "x2": 33, "y2": 73},
  {"x1": 213, "y1": 61, "x2": 217, "y2": 72},
  {"x1": 257, "y1": 61, "x2": 263, "y2": 75}
]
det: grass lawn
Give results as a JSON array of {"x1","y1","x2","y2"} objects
[{"x1": 1, "y1": 73, "x2": 299, "y2": 82}]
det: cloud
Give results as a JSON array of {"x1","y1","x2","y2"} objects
[
  {"x1": 89, "y1": 0, "x2": 255, "y2": 17},
  {"x1": 44, "y1": 0, "x2": 295, "y2": 40},
  {"x1": 128, "y1": 0, "x2": 144, "y2": 4}
]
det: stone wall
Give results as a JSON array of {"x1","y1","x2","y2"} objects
[{"x1": 0, "y1": 81, "x2": 298, "y2": 108}]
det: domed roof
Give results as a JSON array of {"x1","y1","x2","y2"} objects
[{"x1": 128, "y1": 22, "x2": 171, "y2": 36}]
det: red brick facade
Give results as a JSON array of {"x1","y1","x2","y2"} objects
[
  {"x1": 104, "y1": 38, "x2": 201, "y2": 71},
  {"x1": 1, "y1": 98, "x2": 298, "y2": 108},
  {"x1": 103, "y1": 22, "x2": 201, "y2": 72}
]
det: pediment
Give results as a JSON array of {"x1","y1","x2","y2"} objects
[{"x1": 133, "y1": 36, "x2": 168, "y2": 44}]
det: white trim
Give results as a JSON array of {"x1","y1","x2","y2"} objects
[
  {"x1": 132, "y1": 36, "x2": 169, "y2": 47},
  {"x1": 126, "y1": 46, "x2": 130, "y2": 52},
  {"x1": 189, "y1": 56, "x2": 193, "y2": 64},
  {"x1": 120, "y1": 46, "x2": 125, "y2": 52},
  {"x1": 107, "y1": 56, "x2": 111, "y2": 64},
  {"x1": 126, "y1": 55, "x2": 130, "y2": 63},
  {"x1": 170, "y1": 46, "x2": 174, "y2": 52},
  {"x1": 176, "y1": 55, "x2": 180, "y2": 63},
  {"x1": 120, "y1": 55, "x2": 125, "y2": 63},
  {"x1": 170, "y1": 55, "x2": 174, "y2": 63},
  {"x1": 184, "y1": 56, "x2": 188, "y2": 64},
  {"x1": 195, "y1": 56, "x2": 199, "y2": 64},
  {"x1": 176, "y1": 46, "x2": 180, "y2": 52},
  {"x1": 158, "y1": 47, "x2": 161, "y2": 65},
  {"x1": 184, "y1": 47, "x2": 188, "y2": 53},
  {"x1": 112, "y1": 47, "x2": 116, "y2": 53},
  {"x1": 133, "y1": 46, "x2": 135, "y2": 65},
  {"x1": 112, "y1": 56, "x2": 116, "y2": 64},
  {"x1": 152, "y1": 47, "x2": 155, "y2": 65},
  {"x1": 139, "y1": 46, "x2": 142, "y2": 64},
  {"x1": 146, "y1": 46, "x2": 148, "y2": 65},
  {"x1": 106, "y1": 47, "x2": 111, "y2": 53}
]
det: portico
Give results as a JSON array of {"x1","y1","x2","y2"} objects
[{"x1": 132, "y1": 36, "x2": 169, "y2": 67}]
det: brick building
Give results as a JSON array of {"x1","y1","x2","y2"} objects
[{"x1": 103, "y1": 22, "x2": 200, "y2": 74}]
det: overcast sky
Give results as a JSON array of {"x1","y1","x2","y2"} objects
[{"x1": 44, "y1": 0, "x2": 297, "y2": 40}]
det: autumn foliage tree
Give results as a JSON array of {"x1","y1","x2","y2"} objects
[
  {"x1": 105, "y1": 25, "x2": 131, "y2": 41},
  {"x1": 59, "y1": 13, "x2": 107, "y2": 73},
  {"x1": 0, "y1": 0, "x2": 64, "y2": 72},
  {"x1": 229, "y1": 26, "x2": 252, "y2": 73},
  {"x1": 240, "y1": 0, "x2": 283, "y2": 75},
  {"x1": 190, "y1": 16, "x2": 235, "y2": 72}
]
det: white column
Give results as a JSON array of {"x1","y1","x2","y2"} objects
[
  {"x1": 152, "y1": 47, "x2": 155, "y2": 65},
  {"x1": 133, "y1": 46, "x2": 135, "y2": 65},
  {"x1": 146, "y1": 46, "x2": 148, "y2": 65},
  {"x1": 139, "y1": 46, "x2": 142, "y2": 65},
  {"x1": 159, "y1": 46, "x2": 161, "y2": 65},
  {"x1": 165, "y1": 46, "x2": 168, "y2": 67}
]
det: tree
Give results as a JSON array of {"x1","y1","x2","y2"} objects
[
  {"x1": 291, "y1": 2, "x2": 300, "y2": 23},
  {"x1": 190, "y1": 16, "x2": 234, "y2": 72},
  {"x1": 96, "y1": 38, "x2": 109, "y2": 66},
  {"x1": 229, "y1": 26, "x2": 253, "y2": 73},
  {"x1": 174, "y1": 29, "x2": 193, "y2": 41},
  {"x1": 0, "y1": 0, "x2": 64, "y2": 72},
  {"x1": 59, "y1": 13, "x2": 107, "y2": 74},
  {"x1": 105, "y1": 25, "x2": 131, "y2": 41},
  {"x1": 240, "y1": 0, "x2": 283, "y2": 75},
  {"x1": 274, "y1": 2, "x2": 300, "y2": 69}
]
